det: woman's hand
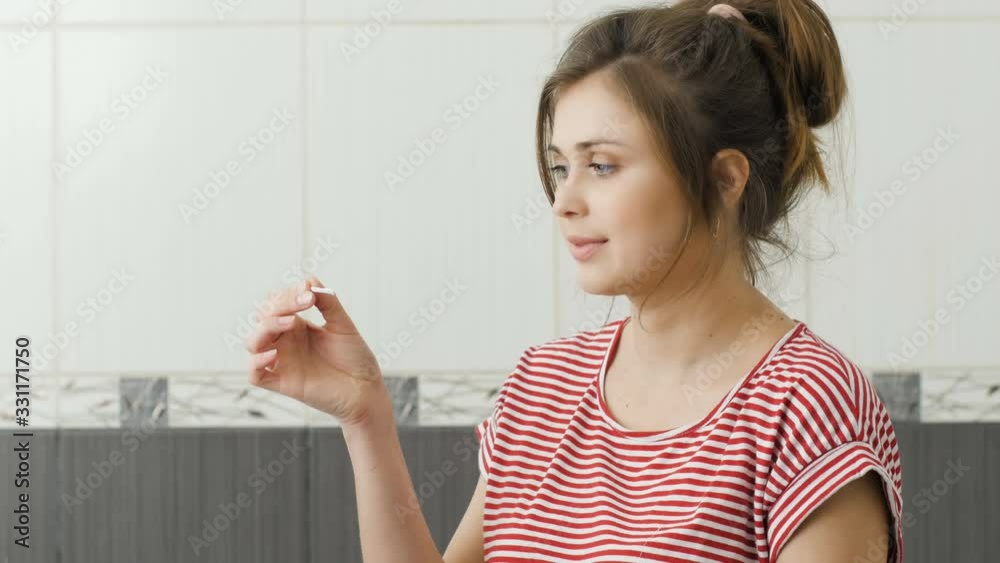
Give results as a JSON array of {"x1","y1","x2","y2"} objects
[{"x1": 244, "y1": 275, "x2": 389, "y2": 428}]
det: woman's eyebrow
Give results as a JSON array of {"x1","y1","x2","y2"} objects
[{"x1": 547, "y1": 138, "x2": 626, "y2": 155}]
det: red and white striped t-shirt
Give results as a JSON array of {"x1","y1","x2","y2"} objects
[{"x1": 475, "y1": 317, "x2": 904, "y2": 562}]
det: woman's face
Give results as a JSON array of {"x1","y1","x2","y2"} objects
[{"x1": 548, "y1": 69, "x2": 705, "y2": 299}]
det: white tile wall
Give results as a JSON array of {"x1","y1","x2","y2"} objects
[
  {"x1": 308, "y1": 0, "x2": 552, "y2": 21},
  {"x1": 0, "y1": 32, "x2": 53, "y2": 375},
  {"x1": 59, "y1": 1, "x2": 300, "y2": 23},
  {"x1": 0, "y1": 1, "x2": 56, "y2": 23},
  {"x1": 549, "y1": 0, "x2": 656, "y2": 23},
  {"x1": 55, "y1": 30, "x2": 303, "y2": 374},
  {"x1": 308, "y1": 26, "x2": 557, "y2": 373},
  {"x1": 815, "y1": 0, "x2": 1000, "y2": 18},
  {"x1": 916, "y1": 26, "x2": 1000, "y2": 368},
  {"x1": 5, "y1": 1, "x2": 997, "y2": 427},
  {"x1": 810, "y1": 21, "x2": 1000, "y2": 370},
  {"x1": 550, "y1": 0, "x2": 1000, "y2": 22}
]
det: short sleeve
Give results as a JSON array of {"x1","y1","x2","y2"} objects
[
  {"x1": 475, "y1": 351, "x2": 528, "y2": 480},
  {"x1": 474, "y1": 389, "x2": 505, "y2": 479},
  {"x1": 764, "y1": 358, "x2": 904, "y2": 563}
]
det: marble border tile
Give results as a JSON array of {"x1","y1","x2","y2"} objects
[
  {"x1": 120, "y1": 377, "x2": 168, "y2": 429},
  {"x1": 168, "y1": 374, "x2": 308, "y2": 427},
  {"x1": 921, "y1": 369, "x2": 1000, "y2": 422},
  {"x1": 58, "y1": 374, "x2": 121, "y2": 428},
  {"x1": 871, "y1": 371, "x2": 921, "y2": 422},
  {"x1": 417, "y1": 372, "x2": 507, "y2": 427},
  {"x1": 33, "y1": 368, "x2": 1000, "y2": 427},
  {"x1": 387, "y1": 376, "x2": 419, "y2": 426},
  {"x1": 306, "y1": 375, "x2": 419, "y2": 427},
  {"x1": 306, "y1": 375, "x2": 423, "y2": 428},
  {"x1": 0, "y1": 372, "x2": 59, "y2": 429}
]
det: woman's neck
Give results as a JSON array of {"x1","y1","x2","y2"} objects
[{"x1": 619, "y1": 265, "x2": 793, "y2": 387}]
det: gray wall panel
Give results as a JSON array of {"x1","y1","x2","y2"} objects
[
  {"x1": 915, "y1": 424, "x2": 988, "y2": 563},
  {"x1": 309, "y1": 429, "x2": 362, "y2": 563},
  {"x1": 308, "y1": 427, "x2": 479, "y2": 563},
  {"x1": 893, "y1": 422, "x2": 923, "y2": 563},
  {"x1": 1, "y1": 424, "x2": 997, "y2": 563},
  {"x1": 56, "y1": 429, "x2": 309, "y2": 563},
  {"x1": 398, "y1": 426, "x2": 480, "y2": 553},
  {"x1": 0, "y1": 432, "x2": 61, "y2": 563},
  {"x1": 985, "y1": 427, "x2": 1000, "y2": 558},
  {"x1": 60, "y1": 430, "x2": 135, "y2": 563}
]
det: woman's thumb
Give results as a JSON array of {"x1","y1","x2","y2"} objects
[{"x1": 306, "y1": 276, "x2": 358, "y2": 332}]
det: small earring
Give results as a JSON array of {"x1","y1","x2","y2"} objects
[{"x1": 712, "y1": 217, "x2": 721, "y2": 239}]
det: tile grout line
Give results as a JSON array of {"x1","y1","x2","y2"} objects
[
  {"x1": 3, "y1": 15, "x2": 1000, "y2": 28},
  {"x1": 550, "y1": 5, "x2": 559, "y2": 342},
  {"x1": 51, "y1": 7, "x2": 63, "y2": 549},
  {"x1": 299, "y1": 1, "x2": 314, "y2": 559},
  {"x1": 0, "y1": 19, "x2": 551, "y2": 29},
  {"x1": 54, "y1": 422, "x2": 64, "y2": 563},
  {"x1": 300, "y1": 0, "x2": 310, "y2": 286},
  {"x1": 373, "y1": 11, "x2": 380, "y2": 389},
  {"x1": 50, "y1": 6, "x2": 61, "y2": 430},
  {"x1": 300, "y1": 0, "x2": 310, "y2": 427},
  {"x1": 917, "y1": 371, "x2": 925, "y2": 422}
]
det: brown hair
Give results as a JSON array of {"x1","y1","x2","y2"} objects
[{"x1": 536, "y1": 0, "x2": 849, "y2": 324}]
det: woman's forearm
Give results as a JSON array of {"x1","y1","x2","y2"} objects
[{"x1": 342, "y1": 395, "x2": 444, "y2": 563}]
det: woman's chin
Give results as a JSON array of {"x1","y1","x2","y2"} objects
[{"x1": 576, "y1": 271, "x2": 618, "y2": 297}]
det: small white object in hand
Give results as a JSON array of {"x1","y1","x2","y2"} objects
[{"x1": 310, "y1": 286, "x2": 336, "y2": 296}]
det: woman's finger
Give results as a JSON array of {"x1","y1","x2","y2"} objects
[
  {"x1": 248, "y1": 349, "x2": 279, "y2": 387},
  {"x1": 263, "y1": 280, "x2": 317, "y2": 318},
  {"x1": 245, "y1": 315, "x2": 297, "y2": 354},
  {"x1": 305, "y1": 275, "x2": 358, "y2": 332}
]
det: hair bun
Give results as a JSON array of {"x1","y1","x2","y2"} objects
[{"x1": 751, "y1": 0, "x2": 847, "y2": 128}]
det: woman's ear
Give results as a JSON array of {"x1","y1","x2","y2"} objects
[{"x1": 710, "y1": 149, "x2": 750, "y2": 208}]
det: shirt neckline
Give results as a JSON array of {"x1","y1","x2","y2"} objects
[{"x1": 595, "y1": 315, "x2": 806, "y2": 443}]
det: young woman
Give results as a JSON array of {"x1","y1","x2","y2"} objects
[{"x1": 244, "y1": 1, "x2": 904, "y2": 561}]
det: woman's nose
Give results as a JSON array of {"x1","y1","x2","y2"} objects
[{"x1": 551, "y1": 176, "x2": 584, "y2": 218}]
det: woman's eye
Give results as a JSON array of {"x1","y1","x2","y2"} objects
[
  {"x1": 590, "y1": 162, "x2": 616, "y2": 175},
  {"x1": 549, "y1": 164, "x2": 568, "y2": 179}
]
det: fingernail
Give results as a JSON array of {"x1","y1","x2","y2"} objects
[
  {"x1": 297, "y1": 292, "x2": 312, "y2": 305},
  {"x1": 279, "y1": 315, "x2": 293, "y2": 325}
]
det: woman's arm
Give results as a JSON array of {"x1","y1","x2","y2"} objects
[
  {"x1": 342, "y1": 393, "x2": 445, "y2": 563},
  {"x1": 244, "y1": 278, "x2": 485, "y2": 562},
  {"x1": 442, "y1": 475, "x2": 487, "y2": 563},
  {"x1": 775, "y1": 472, "x2": 893, "y2": 563}
]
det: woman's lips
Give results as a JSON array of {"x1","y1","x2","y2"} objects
[{"x1": 569, "y1": 240, "x2": 607, "y2": 261}]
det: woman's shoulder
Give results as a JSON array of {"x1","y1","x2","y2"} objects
[
  {"x1": 551, "y1": 316, "x2": 626, "y2": 344},
  {"x1": 755, "y1": 322, "x2": 886, "y2": 436},
  {"x1": 495, "y1": 318, "x2": 626, "y2": 390},
  {"x1": 517, "y1": 317, "x2": 625, "y2": 361}
]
